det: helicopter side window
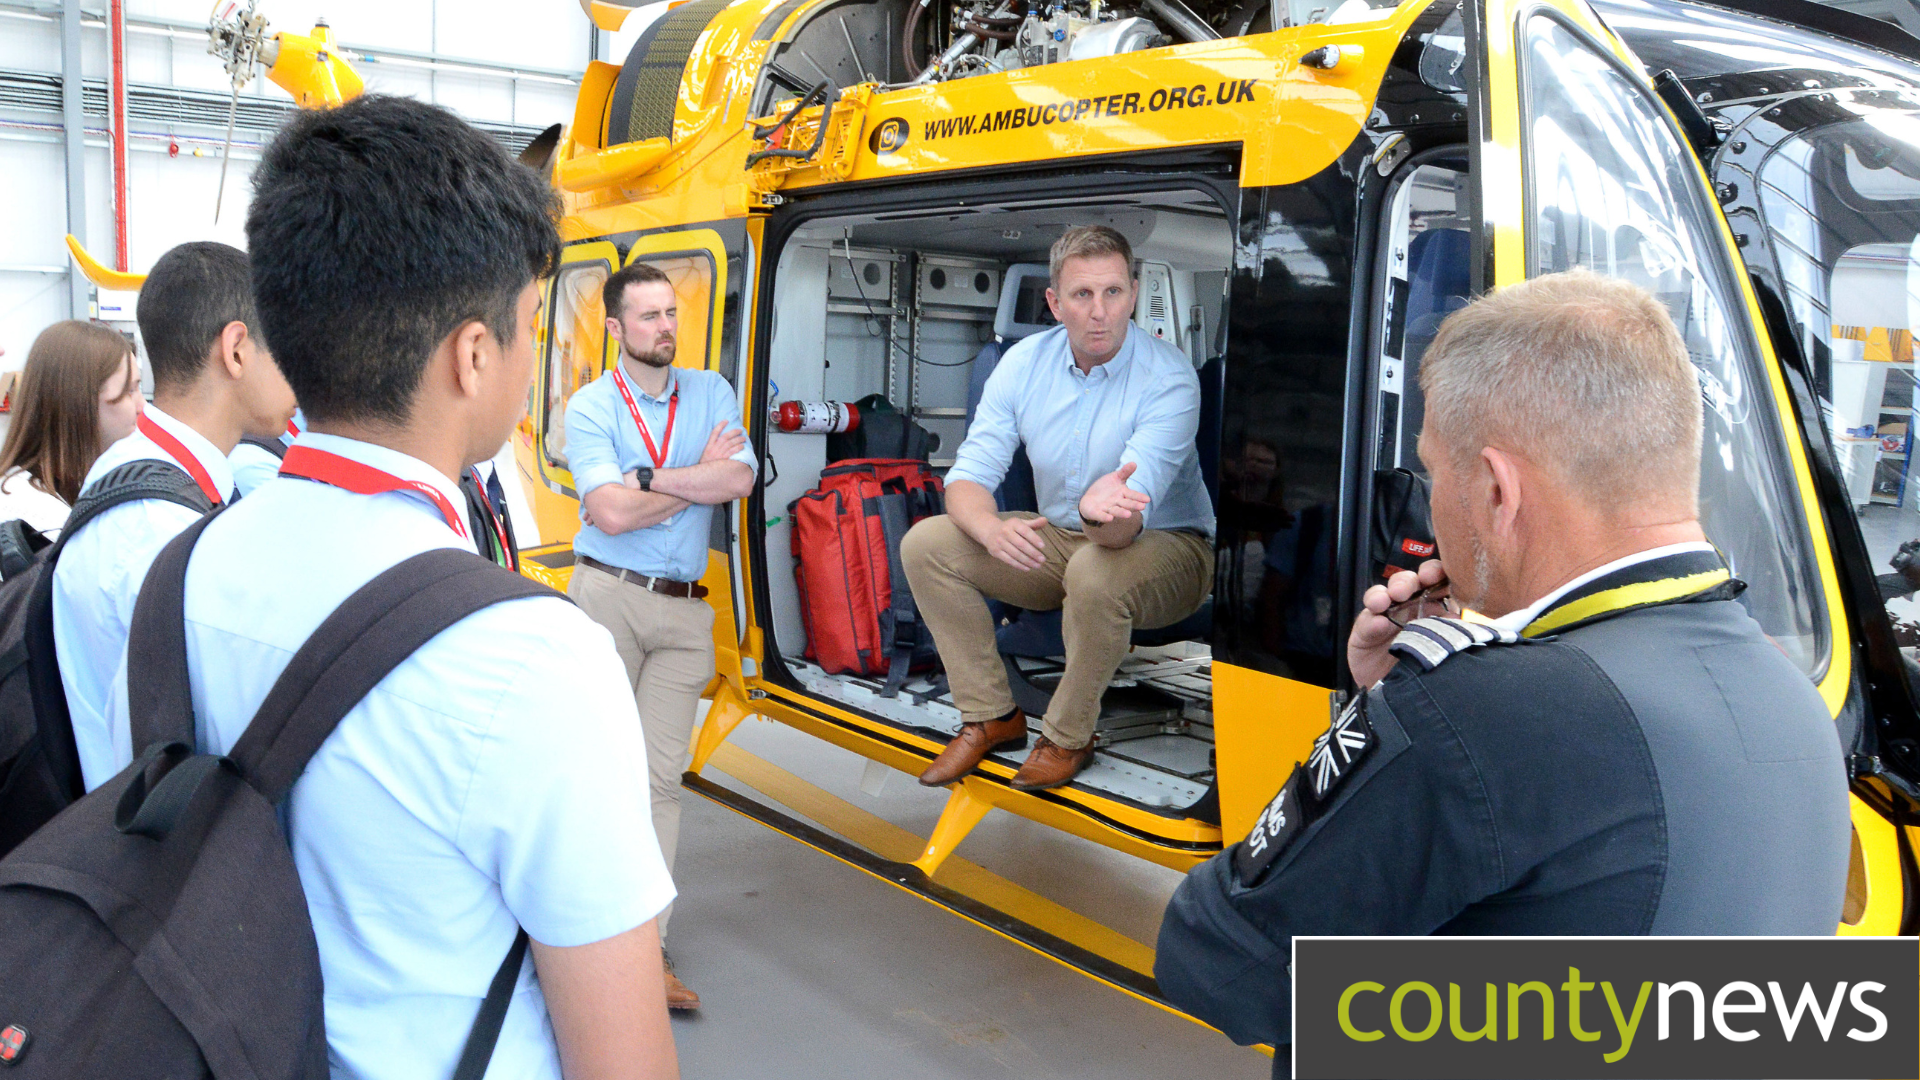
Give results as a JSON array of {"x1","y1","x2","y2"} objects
[
  {"x1": 544, "y1": 260, "x2": 611, "y2": 470},
  {"x1": 1521, "y1": 14, "x2": 1830, "y2": 678},
  {"x1": 543, "y1": 253, "x2": 716, "y2": 473},
  {"x1": 1755, "y1": 112, "x2": 1920, "y2": 656}
]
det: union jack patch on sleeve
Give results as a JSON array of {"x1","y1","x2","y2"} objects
[
  {"x1": 1232, "y1": 693, "x2": 1375, "y2": 884},
  {"x1": 0, "y1": 1024, "x2": 29, "y2": 1065}
]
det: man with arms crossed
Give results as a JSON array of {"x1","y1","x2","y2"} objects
[
  {"x1": 564, "y1": 260, "x2": 757, "y2": 1011},
  {"x1": 60, "y1": 241, "x2": 296, "y2": 789},
  {"x1": 104, "y1": 96, "x2": 680, "y2": 1079},
  {"x1": 903, "y1": 225, "x2": 1215, "y2": 790},
  {"x1": 1154, "y1": 272, "x2": 1850, "y2": 1071}
]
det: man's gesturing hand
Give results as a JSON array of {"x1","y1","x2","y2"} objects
[
  {"x1": 1346, "y1": 559, "x2": 1450, "y2": 688},
  {"x1": 700, "y1": 420, "x2": 747, "y2": 464},
  {"x1": 982, "y1": 515, "x2": 1051, "y2": 571},
  {"x1": 1079, "y1": 462, "x2": 1152, "y2": 524}
]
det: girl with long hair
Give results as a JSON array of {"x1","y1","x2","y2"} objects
[{"x1": 0, "y1": 321, "x2": 143, "y2": 535}]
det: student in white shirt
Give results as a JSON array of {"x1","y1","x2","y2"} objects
[
  {"x1": 58, "y1": 242, "x2": 296, "y2": 789},
  {"x1": 104, "y1": 94, "x2": 679, "y2": 1080},
  {"x1": 0, "y1": 319, "x2": 145, "y2": 537}
]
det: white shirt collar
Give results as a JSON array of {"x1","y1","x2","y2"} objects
[
  {"x1": 141, "y1": 403, "x2": 236, "y2": 499},
  {"x1": 1484, "y1": 541, "x2": 1719, "y2": 634},
  {"x1": 290, "y1": 431, "x2": 474, "y2": 547}
]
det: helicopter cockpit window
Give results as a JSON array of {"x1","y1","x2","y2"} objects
[
  {"x1": 1756, "y1": 111, "x2": 1920, "y2": 654},
  {"x1": 544, "y1": 259, "x2": 611, "y2": 470},
  {"x1": 1523, "y1": 14, "x2": 1829, "y2": 677}
]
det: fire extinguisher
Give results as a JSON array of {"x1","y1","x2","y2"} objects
[{"x1": 771, "y1": 400, "x2": 860, "y2": 434}]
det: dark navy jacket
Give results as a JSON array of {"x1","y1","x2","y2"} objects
[{"x1": 1154, "y1": 552, "x2": 1851, "y2": 1057}]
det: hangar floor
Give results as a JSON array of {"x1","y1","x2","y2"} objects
[{"x1": 664, "y1": 714, "x2": 1271, "y2": 1079}]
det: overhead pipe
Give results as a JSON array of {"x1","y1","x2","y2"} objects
[
  {"x1": 59, "y1": 0, "x2": 84, "y2": 318},
  {"x1": 109, "y1": 0, "x2": 127, "y2": 271}
]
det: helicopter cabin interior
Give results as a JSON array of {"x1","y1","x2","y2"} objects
[{"x1": 759, "y1": 190, "x2": 1234, "y2": 817}]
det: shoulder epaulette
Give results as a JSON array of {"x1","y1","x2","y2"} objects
[{"x1": 1387, "y1": 615, "x2": 1519, "y2": 673}]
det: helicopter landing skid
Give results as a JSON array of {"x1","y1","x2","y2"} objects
[{"x1": 680, "y1": 740, "x2": 1233, "y2": 1028}]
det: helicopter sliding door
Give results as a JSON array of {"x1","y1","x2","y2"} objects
[{"x1": 1462, "y1": 0, "x2": 1887, "y2": 931}]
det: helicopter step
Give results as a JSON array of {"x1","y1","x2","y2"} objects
[{"x1": 784, "y1": 648, "x2": 1216, "y2": 816}]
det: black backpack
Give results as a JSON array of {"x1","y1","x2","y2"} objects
[
  {"x1": 0, "y1": 511, "x2": 553, "y2": 1077},
  {"x1": 827, "y1": 393, "x2": 938, "y2": 462},
  {"x1": 0, "y1": 461, "x2": 214, "y2": 857}
]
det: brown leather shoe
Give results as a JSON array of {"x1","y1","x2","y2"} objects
[
  {"x1": 918, "y1": 710, "x2": 1029, "y2": 786},
  {"x1": 663, "y1": 950, "x2": 700, "y2": 1011},
  {"x1": 1010, "y1": 735, "x2": 1094, "y2": 791}
]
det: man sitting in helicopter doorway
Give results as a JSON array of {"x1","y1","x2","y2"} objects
[
  {"x1": 563, "y1": 260, "x2": 758, "y2": 1012},
  {"x1": 902, "y1": 225, "x2": 1215, "y2": 791}
]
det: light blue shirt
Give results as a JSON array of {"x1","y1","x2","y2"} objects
[
  {"x1": 948, "y1": 324, "x2": 1214, "y2": 537},
  {"x1": 99, "y1": 432, "x2": 674, "y2": 1080},
  {"x1": 56, "y1": 404, "x2": 234, "y2": 788},
  {"x1": 228, "y1": 408, "x2": 303, "y2": 497},
  {"x1": 565, "y1": 365, "x2": 756, "y2": 580}
]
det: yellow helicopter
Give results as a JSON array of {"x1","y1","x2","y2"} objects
[
  {"x1": 63, "y1": 0, "x2": 1920, "y2": 1018},
  {"x1": 511, "y1": 0, "x2": 1920, "y2": 1013}
]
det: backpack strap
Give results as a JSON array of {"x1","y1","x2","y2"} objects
[
  {"x1": 125, "y1": 510, "x2": 226, "y2": 753},
  {"x1": 451, "y1": 928, "x2": 531, "y2": 1080},
  {"x1": 875, "y1": 490, "x2": 920, "y2": 698},
  {"x1": 237, "y1": 434, "x2": 290, "y2": 460},
  {"x1": 29, "y1": 460, "x2": 218, "y2": 796},
  {"x1": 60, "y1": 460, "x2": 216, "y2": 554}
]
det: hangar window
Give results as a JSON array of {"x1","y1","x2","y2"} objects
[
  {"x1": 760, "y1": 189, "x2": 1232, "y2": 816},
  {"x1": 1522, "y1": 14, "x2": 1830, "y2": 678}
]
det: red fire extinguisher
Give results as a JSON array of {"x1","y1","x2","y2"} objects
[{"x1": 771, "y1": 400, "x2": 860, "y2": 435}]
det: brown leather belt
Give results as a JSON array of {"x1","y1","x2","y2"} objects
[{"x1": 577, "y1": 555, "x2": 709, "y2": 599}]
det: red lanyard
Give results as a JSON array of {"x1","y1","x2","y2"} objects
[
  {"x1": 137, "y1": 413, "x2": 222, "y2": 504},
  {"x1": 468, "y1": 466, "x2": 514, "y2": 570},
  {"x1": 280, "y1": 446, "x2": 470, "y2": 539},
  {"x1": 612, "y1": 366, "x2": 677, "y2": 468},
  {"x1": 285, "y1": 419, "x2": 301, "y2": 438}
]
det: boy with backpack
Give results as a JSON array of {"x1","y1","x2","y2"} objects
[
  {"x1": 78, "y1": 94, "x2": 679, "y2": 1078},
  {"x1": 55, "y1": 242, "x2": 297, "y2": 790}
]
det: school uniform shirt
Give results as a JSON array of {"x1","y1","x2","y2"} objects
[
  {"x1": 230, "y1": 410, "x2": 305, "y2": 497},
  {"x1": 0, "y1": 467, "x2": 70, "y2": 537},
  {"x1": 101, "y1": 432, "x2": 675, "y2": 1080},
  {"x1": 949, "y1": 323, "x2": 1215, "y2": 537},
  {"x1": 58, "y1": 404, "x2": 233, "y2": 791},
  {"x1": 564, "y1": 364, "x2": 756, "y2": 581}
]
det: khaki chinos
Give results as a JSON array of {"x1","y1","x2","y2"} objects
[
  {"x1": 567, "y1": 564, "x2": 716, "y2": 939},
  {"x1": 901, "y1": 512, "x2": 1213, "y2": 750}
]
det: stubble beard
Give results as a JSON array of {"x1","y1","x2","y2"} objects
[{"x1": 624, "y1": 340, "x2": 676, "y2": 369}]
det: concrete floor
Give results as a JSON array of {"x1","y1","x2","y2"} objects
[{"x1": 662, "y1": 717, "x2": 1271, "y2": 1080}]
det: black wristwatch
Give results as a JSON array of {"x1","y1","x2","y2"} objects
[{"x1": 635, "y1": 467, "x2": 654, "y2": 492}]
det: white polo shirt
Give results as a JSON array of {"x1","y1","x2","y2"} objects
[
  {"x1": 57, "y1": 403, "x2": 233, "y2": 791},
  {"x1": 102, "y1": 431, "x2": 674, "y2": 1080}
]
